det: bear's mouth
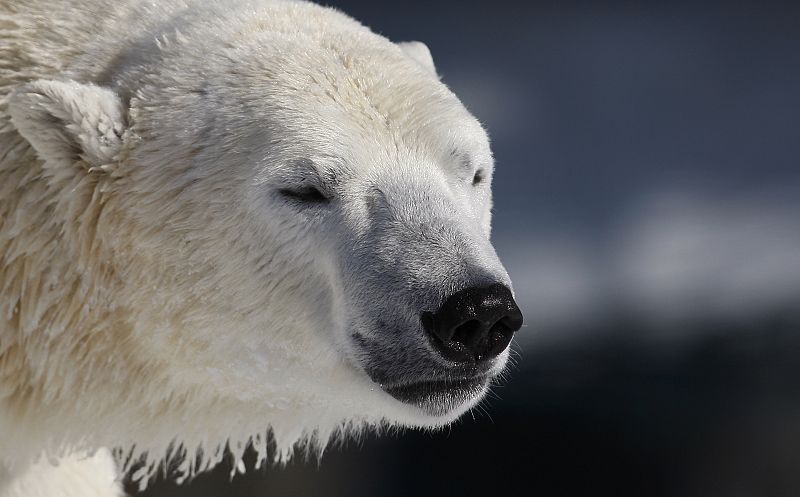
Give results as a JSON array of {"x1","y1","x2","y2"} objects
[{"x1": 383, "y1": 376, "x2": 489, "y2": 414}]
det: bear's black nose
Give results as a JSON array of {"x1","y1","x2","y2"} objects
[{"x1": 422, "y1": 283, "x2": 523, "y2": 363}]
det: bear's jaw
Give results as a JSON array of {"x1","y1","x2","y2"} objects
[{"x1": 382, "y1": 375, "x2": 491, "y2": 417}]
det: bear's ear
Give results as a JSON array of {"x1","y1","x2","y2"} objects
[
  {"x1": 398, "y1": 41, "x2": 437, "y2": 77},
  {"x1": 8, "y1": 79, "x2": 127, "y2": 168}
]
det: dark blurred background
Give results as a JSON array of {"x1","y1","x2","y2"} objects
[{"x1": 135, "y1": 0, "x2": 800, "y2": 495}]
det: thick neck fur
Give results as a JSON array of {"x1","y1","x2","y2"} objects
[{"x1": 0, "y1": 0, "x2": 378, "y2": 485}]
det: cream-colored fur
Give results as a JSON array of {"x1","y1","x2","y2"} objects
[
  {"x1": 1, "y1": 450, "x2": 122, "y2": 497},
  {"x1": 1, "y1": 0, "x2": 511, "y2": 494}
]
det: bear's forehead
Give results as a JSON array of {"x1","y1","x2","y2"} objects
[
  {"x1": 263, "y1": 42, "x2": 490, "y2": 163},
  {"x1": 232, "y1": 34, "x2": 469, "y2": 128},
  {"x1": 145, "y1": 1, "x2": 491, "y2": 175}
]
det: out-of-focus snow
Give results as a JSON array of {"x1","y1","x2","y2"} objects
[{"x1": 497, "y1": 188, "x2": 800, "y2": 344}]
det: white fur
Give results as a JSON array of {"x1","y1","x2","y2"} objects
[
  {"x1": 0, "y1": 450, "x2": 122, "y2": 497},
  {"x1": 0, "y1": 0, "x2": 513, "y2": 494}
]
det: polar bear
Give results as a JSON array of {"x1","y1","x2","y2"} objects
[{"x1": 0, "y1": 0, "x2": 523, "y2": 495}]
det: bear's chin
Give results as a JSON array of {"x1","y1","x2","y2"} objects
[{"x1": 383, "y1": 376, "x2": 491, "y2": 420}]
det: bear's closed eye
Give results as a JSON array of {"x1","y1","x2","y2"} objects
[{"x1": 279, "y1": 185, "x2": 330, "y2": 204}]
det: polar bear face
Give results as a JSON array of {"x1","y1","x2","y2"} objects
[
  {"x1": 244, "y1": 78, "x2": 521, "y2": 425},
  {"x1": 8, "y1": 3, "x2": 522, "y2": 436},
  {"x1": 160, "y1": 30, "x2": 523, "y2": 427}
]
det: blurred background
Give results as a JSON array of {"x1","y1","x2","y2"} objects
[{"x1": 136, "y1": 0, "x2": 800, "y2": 495}]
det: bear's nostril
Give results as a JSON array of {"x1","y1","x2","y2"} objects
[
  {"x1": 451, "y1": 319, "x2": 482, "y2": 349},
  {"x1": 487, "y1": 318, "x2": 516, "y2": 359},
  {"x1": 422, "y1": 283, "x2": 523, "y2": 364}
]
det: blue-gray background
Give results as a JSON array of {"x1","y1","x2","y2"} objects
[{"x1": 139, "y1": 1, "x2": 800, "y2": 496}]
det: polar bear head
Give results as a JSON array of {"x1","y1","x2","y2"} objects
[{"x1": 6, "y1": 0, "x2": 521, "y2": 468}]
